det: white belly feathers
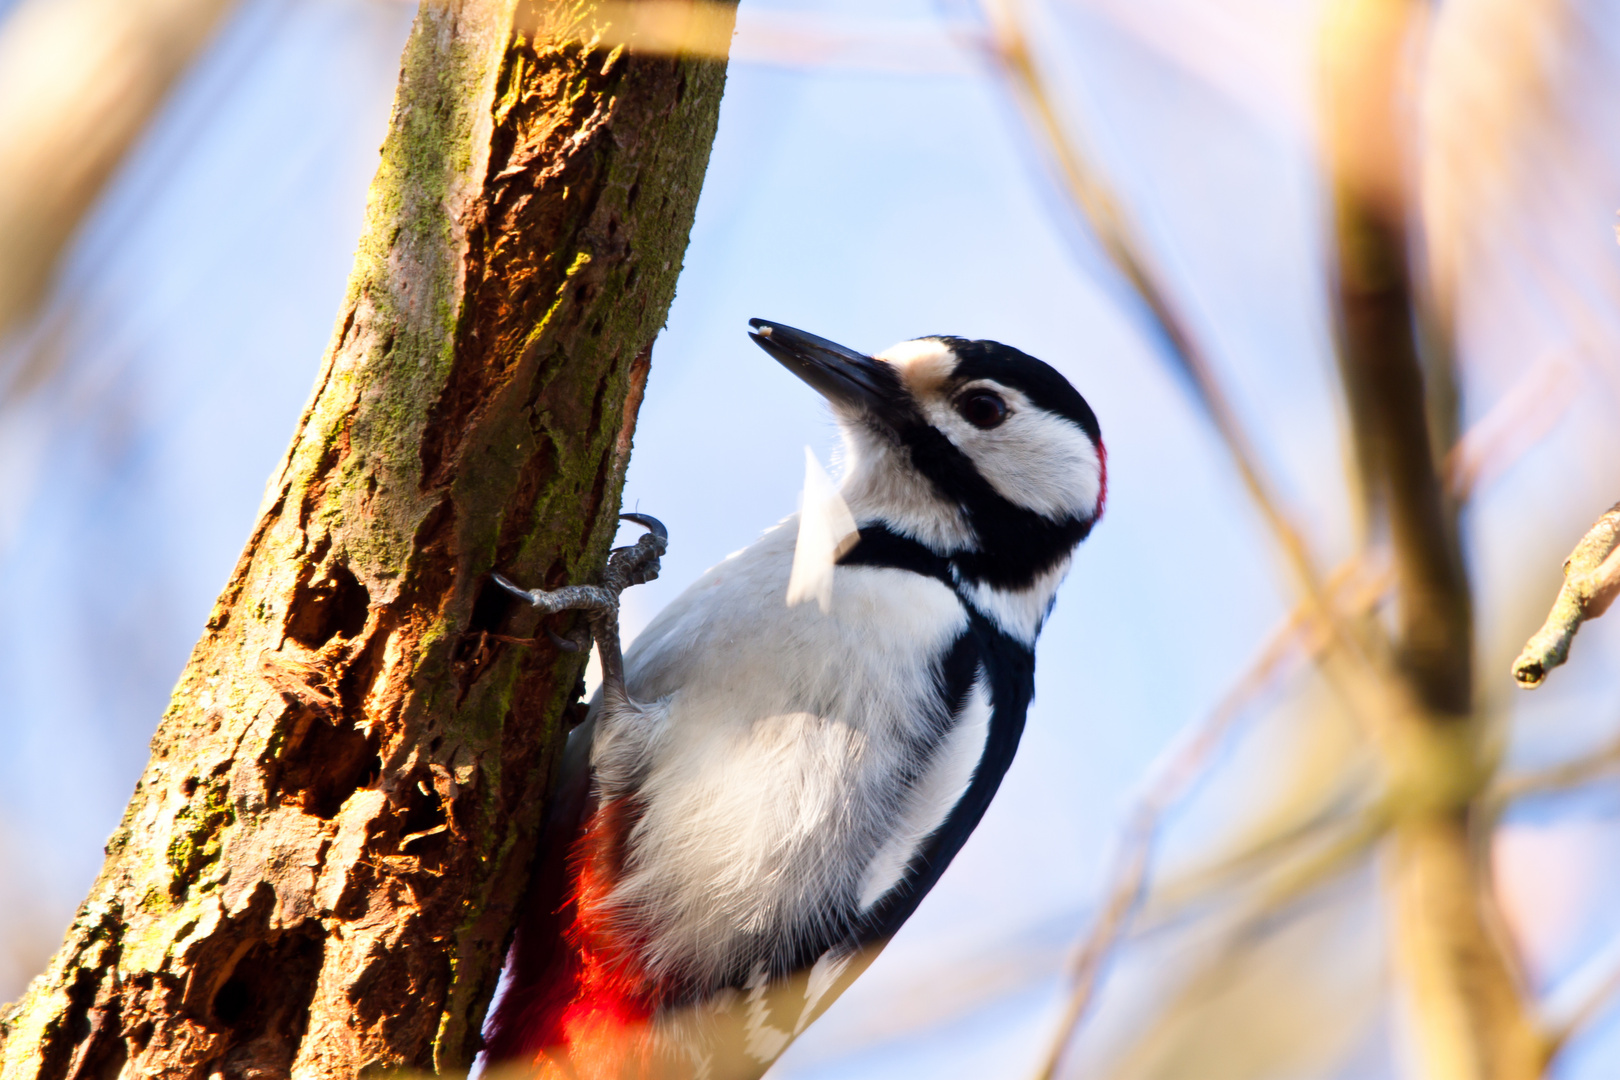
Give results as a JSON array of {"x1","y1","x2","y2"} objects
[{"x1": 589, "y1": 519, "x2": 981, "y2": 990}]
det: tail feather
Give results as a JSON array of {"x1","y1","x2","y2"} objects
[{"x1": 486, "y1": 797, "x2": 659, "y2": 1076}]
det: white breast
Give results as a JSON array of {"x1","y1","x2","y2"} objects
[{"x1": 592, "y1": 518, "x2": 973, "y2": 990}]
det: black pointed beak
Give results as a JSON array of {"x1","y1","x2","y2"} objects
[{"x1": 748, "y1": 318, "x2": 905, "y2": 419}]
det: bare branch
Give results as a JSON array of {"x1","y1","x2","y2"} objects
[
  {"x1": 1028, "y1": 564, "x2": 1384, "y2": 1080},
  {"x1": 0, "y1": 0, "x2": 238, "y2": 359},
  {"x1": 978, "y1": 0, "x2": 1333, "y2": 619},
  {"x1": 1513, "y1": 502, "x2": 1620, "y2": 688},
  {"x1": 1542, "y1": 925, "x2": 1620, "y2": 1058},
  {"x1": 1489, "y1": 732, "x2": 1620, "y2": 805}
]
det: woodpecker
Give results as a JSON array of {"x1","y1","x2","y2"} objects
[{"x1": 484, "y1": 319, "x2": 1106, "y2": 1080}]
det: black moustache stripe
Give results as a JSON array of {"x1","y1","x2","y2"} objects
[{"x1": 883, "y1": 419, "x2": 1094, "y2": 590}]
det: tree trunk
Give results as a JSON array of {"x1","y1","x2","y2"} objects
[{"x1": 0, "y1": 0, "x2": 733, "y2": 1075}]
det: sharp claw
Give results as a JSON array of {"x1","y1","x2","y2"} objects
[
  {"x1": 492, "y1": 572, "x2": 539, "y2": 604},
  {"x1": 620, "y1": 512, "x2": 668, "y2": 541},
  {"x1": 546, "y1": 627, "x2": 582, "y2": 652}
]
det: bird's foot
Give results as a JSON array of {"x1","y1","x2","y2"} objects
[{"x1": 492, "y1": 514, "x2": 668, "y2": 652}]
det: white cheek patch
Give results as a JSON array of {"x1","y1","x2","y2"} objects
[{"x1": 925, "y1": 386, "x2": 1103, "y2": 521}]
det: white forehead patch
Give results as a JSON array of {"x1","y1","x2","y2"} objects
[
  {"x1": 875, "y1": 338, "x2": 955, "y2": 395},
  {"x1": 920, "y1": 383, "x2": 1104, "y2": 522}
]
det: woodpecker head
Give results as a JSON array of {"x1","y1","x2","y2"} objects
[{"x1": 749, "y1": 319, "x2": 1104, "y2": 601}]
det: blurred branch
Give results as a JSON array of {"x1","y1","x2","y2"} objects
[
  {"x1": 1324, "y1": 1, "x2": 1473, "y2": 720},
  {"x1": 1543, "y1": 927, "x2": 1620, "y2": 1059},
  {"x1": 1028, "y1": 609, "x2": 1303, "y2": 1080},
  {"x1": 1029, "y1": 558, "x2": 1390, "y2": 1080},
  {"x1": 1322, "y1": 0, "x2": 1546, "y2": 1075},
  {"x1": 0, "y1": 0, "x2": 238, "y2": 355},
  {"x1": 524, "y1": 3, "x2": 979, "y2": 73},
  {"x1": 1443, "y1": 350, "x2": 1577, "y2": 499},
  {"x1": 983, "y1": 0, "x2": 1559, "y2": 1074},
  {"x1": 979, "y1": 0, "x2": 1333, "y2": 619},
  {"x1": 1146, "y1": 376, "x2": 1563, "y2": 917},
  {"x1": 978, "y1": 0, "x2": 1444, "y2": 784},
  {"x1": 1148, "y1": 794, "x2": 1369, "y2": 922},
  {"x1": 1488, "y1": 732, "x2": 1620, "y2": 806},
  {"x1": 1030, "y1": 269, "x2": 1569, "y2": 1075},
  {"x1": 1513, "y1": 502, "x2": 1620, "y2": 688},
  {"x1": 1246, "y1": 802, "x2": 1389, "y2": 920}
]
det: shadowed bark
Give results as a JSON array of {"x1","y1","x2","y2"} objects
[{"x1": 0, "y1": 0, "x2": 733, "y2": 1075}]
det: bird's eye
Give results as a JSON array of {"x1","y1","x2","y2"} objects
[{"x1": 956, "y1": 390, "x2": 1008, "y2": 430}]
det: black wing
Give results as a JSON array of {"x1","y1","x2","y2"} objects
[{"x1": 851, "y1": 611, "x2": 1035, "y2": 946}]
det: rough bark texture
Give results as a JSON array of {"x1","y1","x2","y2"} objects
[
  {"x1": 1321, "y1": 1, "x2": 1542, "y2": 1077},
  {"x1": 0, "y1": 0, "x2": 732, "y2": 1075}
]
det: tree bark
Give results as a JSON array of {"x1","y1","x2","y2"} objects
[{"x1": 0, "y1": 0, "x2": 733, "y2": 1075}]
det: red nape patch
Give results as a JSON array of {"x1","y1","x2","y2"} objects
[
  {"x1": 1093, "y1": 439, "x2": 1108, "y2": 521},
  {"x1": 492, "y1": 799, "x2": 662, "y2": 1079}
]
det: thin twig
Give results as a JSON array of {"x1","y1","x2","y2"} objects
[
  {"x1": 979, "y1": 0, "x2": 1332, "y2": 620},
  {"x1": 978, "y1": 0, "x2": 1425, "y2": 771},
  {"x1": 1543, "y1": 926, "x2": 1620, "y2": 1056},
  {"x1": 1054, "y1": 805, "x2": 1386, "y2": 1080},
  {"x1": 1244, "y1": 802, "x2": 1390, "y2": 919},
  {"x1": 1513, "y1": 502, "x2": 1620, "y2": 688},
  {"x1": 1144, "y1": 793, "x2": 1366, "y2": 921},
  {"x1": 1028, "y1": 599, "x2": 1321, "y2": 1080},
  {"x1": 1488, "y1": 732, "x2": 1620, "y2": 806}
]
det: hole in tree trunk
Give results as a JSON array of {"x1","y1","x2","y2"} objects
[
  {"x1": 270, "y1": 714, "x2": 381, "y2": 820},
  {"x1": 286, "y1": 562, "x2": 370, "y2": 649},
  {"x1": 208, "y1": 926, "x2": 324, "y2": 1079}
]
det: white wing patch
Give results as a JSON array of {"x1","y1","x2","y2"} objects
[
  {"x1": 857, "y1": 674, "x2": 993, "y2": 910},
  {"x1": 785, "y1": 447, "x2": 859, "y2": 613}
]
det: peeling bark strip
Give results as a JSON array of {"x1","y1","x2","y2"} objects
[{"x1": 0, "y1": 1, "x2": 734, "y2": 1076}]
